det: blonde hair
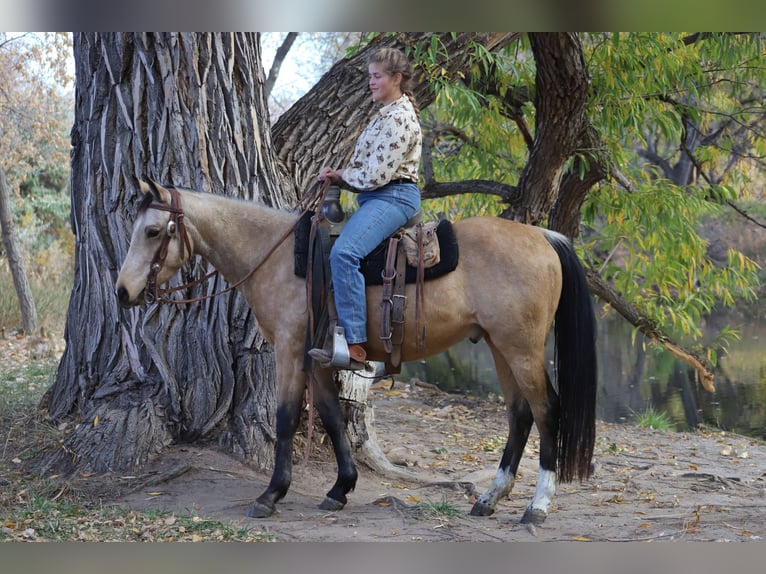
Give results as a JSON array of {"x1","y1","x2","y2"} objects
[{"x1": 367, "y1": 47, "x2": 419, "y2": 117}]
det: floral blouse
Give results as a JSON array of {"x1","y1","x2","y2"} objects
[{"x1": 341, "y1": 95, "x2": 422, "y2": 191}]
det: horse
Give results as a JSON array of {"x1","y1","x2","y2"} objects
[{"x1": 115, "y1": 179, "x2": 597, "y2": 525}]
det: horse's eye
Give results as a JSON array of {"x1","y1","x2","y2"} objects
[{"x1": 146, "y1": 228, "x2": 161, "y2": 239}]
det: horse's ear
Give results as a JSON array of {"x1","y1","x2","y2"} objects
[
  {"x1": 139, "y1": 178, "x2": 171, "y2": 205},
  {"x1": 137, "y1": 179, "x2": 153, "y2": 197}
]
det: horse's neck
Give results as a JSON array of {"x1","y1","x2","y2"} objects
[{"x1": 180, "y1": 190, "x2": 294, "y2": 282}]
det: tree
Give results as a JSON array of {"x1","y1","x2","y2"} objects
[
  {"x1": 43, "y1": 33, "x2": 292, "y2": 473},
  {"x1": 0, "y1": 32, "x2": 72, "y2": 334},
  {"x1": 0, "y1": 165, "x2": 37, "y2": 333}
]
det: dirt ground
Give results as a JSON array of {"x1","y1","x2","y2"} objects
[{"x1": 114, "y1": 379, "x2": 766, "y2": 542}]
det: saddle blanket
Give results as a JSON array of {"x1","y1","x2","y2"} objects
[{"x1": 293, "y1": 211, "x2": 459, "y2": 285}]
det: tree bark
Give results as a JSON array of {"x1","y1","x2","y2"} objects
[
  {"x1": 42, "y1": 33, "x2": 290, "y2": 474},
  {"x1": 502, "y1": 33, "x2": 590, "y2": 225},
  {"x1": 0, "y1": 164, "x2": 38, "y2": 334}
]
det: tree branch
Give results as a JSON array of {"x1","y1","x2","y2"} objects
[
  {"x1": 264, "y1": 32, "x2": 298, "y2": 100},
  {"x1": 586, "y1": 271, "x2": 715, "y2": 393},
  {"x1": 421, "y1": 179, "x2": 520, "y2": 203}
]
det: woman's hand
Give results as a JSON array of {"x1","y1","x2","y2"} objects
[{"x1": 317, "y1": 167, "x2": 342, "y2": 184}]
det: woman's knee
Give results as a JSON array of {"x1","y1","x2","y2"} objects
[{"x1": 330, "y1": 240, "x2": 358, "y2": 268}]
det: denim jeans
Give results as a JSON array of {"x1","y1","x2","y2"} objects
[{"x1": 330, "y1": 182, "x2": 421, "y2": 344}]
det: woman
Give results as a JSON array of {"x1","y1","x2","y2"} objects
[{"x1": 310, "y1": 47, "x2": 422, "y2": 368}]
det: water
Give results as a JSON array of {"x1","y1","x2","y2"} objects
[{"x1": 401, "y1": 309, "x2": 766, "y2": 440}]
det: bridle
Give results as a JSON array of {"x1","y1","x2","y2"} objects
[
  {"x1": 142, "y1": 181, "x2": 331, "y2": 305},
  {"x1": 144, "y1": 185, "x2": 194, "y2": 303}
]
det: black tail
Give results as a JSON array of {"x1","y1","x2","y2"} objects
[{"x1": 545, "y1": 232, "x2": 597, "y2": 483}]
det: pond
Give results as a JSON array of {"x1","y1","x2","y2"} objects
[{"x1": 401, "y1": 307, "x2": 766, "y2": 440}]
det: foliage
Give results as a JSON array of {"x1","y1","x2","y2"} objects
[
  {"x1": 0, "y1": 32, "x2": 74, "y2": 333},
  {"x1": 583, "y1": 182, "x2": 759, "y2": 348},
  {"x1": 417, "y1": 37, "x2": 535, "y2": 220},
  {"x1": 415, "y1": 33, "x2": 764, "y2": 352},
  {"x1": 0, "y1": 33, "x2": 73, "y2": 192}
]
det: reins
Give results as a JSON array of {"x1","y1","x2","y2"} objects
[{"x1": 146, "y1": 181, "x2": 332, "y2": 305}]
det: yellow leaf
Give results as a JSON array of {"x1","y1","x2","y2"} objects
[
  {"x1": 405, "y1": 495, "x2": 421, "y2": 503},
  {"x1": 93, "y1": 415, "x2": 99, "y2": 427},
  {"x1": 572, "y1": 536, "x2": 591, "y2": 541}
]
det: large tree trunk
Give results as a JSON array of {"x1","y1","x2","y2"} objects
[
  {"x1": 502, "y1": 33, "x2": 590, "y2": 225},
  {"x1": 42, "y1": 33, "x2": 291, "y2": 474},
  {"x1": 0, "y1": 165, "x2": 38, "y2": 334}
]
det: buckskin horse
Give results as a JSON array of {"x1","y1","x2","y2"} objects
[{"x1": 115, "y1": 179, "x2": 597, "y2": 525}]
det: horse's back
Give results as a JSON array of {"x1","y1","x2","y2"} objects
[{"x1": 365, "y1": 216, "x2": 563, "y2": 362}]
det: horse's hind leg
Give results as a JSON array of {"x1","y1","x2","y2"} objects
[
  {"x1": 311, "y1": 368, "x2": 358, "y2": 511},
  {"x1": 520, "y1": 371, "x2": 560, "y2": 525},
  {"x1": 470, "y1": 346, "x2": 534, "y2": 516},
  {"x1": 470, "y1": 395, "x2": 533, "y2": 516}
]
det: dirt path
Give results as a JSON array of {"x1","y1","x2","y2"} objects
[{"x1": 116, "y1": 380, "x2": 766, "y2": 542}]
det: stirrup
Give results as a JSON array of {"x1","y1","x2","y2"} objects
[
  {"x1": 330, "y1": 326, "x2": 351, "y2": 366},
  {"x1": 308, "y1": 326, "x2": 366, "y2": 370}
]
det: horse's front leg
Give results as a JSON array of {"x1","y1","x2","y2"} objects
[
  {"x1": 246, "y1": 361, "x2": 306, "y2": 518},
  {"x1": 312, "y1": 367, "x2": 358, "y2": 510}
]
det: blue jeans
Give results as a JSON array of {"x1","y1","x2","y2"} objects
[{"x1": 330, "y1": 182, "x2": 421, "y2": 344}]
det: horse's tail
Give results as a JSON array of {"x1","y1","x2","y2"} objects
[{"x1": 544, "y1": 230, "x2": 597, "y2": 483}]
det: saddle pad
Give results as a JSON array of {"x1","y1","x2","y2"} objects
[{"x1": 294, "y1": 211, "x2": 459, "y2": 285}]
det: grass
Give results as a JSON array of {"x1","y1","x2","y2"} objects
[
  {"x1": 634, "y1": 406, "x2": 674, "y2": 431},
  {"x1": 0, "y1": 254, "x2": 72, "y2": 335},
  {"x1": 0, "y1": 360, "x2": 57, "y2": 411},
  {"x1": 417, "y1": 495, "x2": 464, "y2": 519},
  {"x1": 1, "y1": 490, "x2": 276, "y2": 542}
]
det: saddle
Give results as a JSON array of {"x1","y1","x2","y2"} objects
[{"x1": 294, "y1": 210, "x2": 459, "y2": 373}]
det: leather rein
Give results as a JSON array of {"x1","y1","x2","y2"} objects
[{"x1": 144, "y1": 182, "x2": 329, "y2": 305}]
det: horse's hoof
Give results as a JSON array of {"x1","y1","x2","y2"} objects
[
  {"x1": 520, "y1": 508, "x2": 547, "y2": 525},
  {"x1": 318, "y1": 496, "x2": 345, "y2": 511},
  {"x1": 246, "y1": 501, "x2": 275, "y2": 518},
  {"x1": 469, "y1": 500, "x2": 495, "y2": 516}
]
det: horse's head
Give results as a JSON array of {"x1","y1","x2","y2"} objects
[{"x1": 115, "y1": 180, "x2": 194, "y2": 307}]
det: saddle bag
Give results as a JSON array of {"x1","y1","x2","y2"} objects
[{"x1": 401, "y1": 221, "x2": 441, "y2": 269}]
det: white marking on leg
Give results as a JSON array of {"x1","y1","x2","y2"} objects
[
  {"x1": 528, "y1": 468, "x2": 556, "y2": 514},
  {"x1": 477, "y1": 467, "x2": 515, "y2": 509}
]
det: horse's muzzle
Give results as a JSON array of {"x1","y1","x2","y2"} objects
[{"x1": 116, "y1": 285, "x2": 144, "y2": 308}]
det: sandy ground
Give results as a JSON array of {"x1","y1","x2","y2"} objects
[{"x1": 116, "y1": 379, "x2": 766, "y2": 542}]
